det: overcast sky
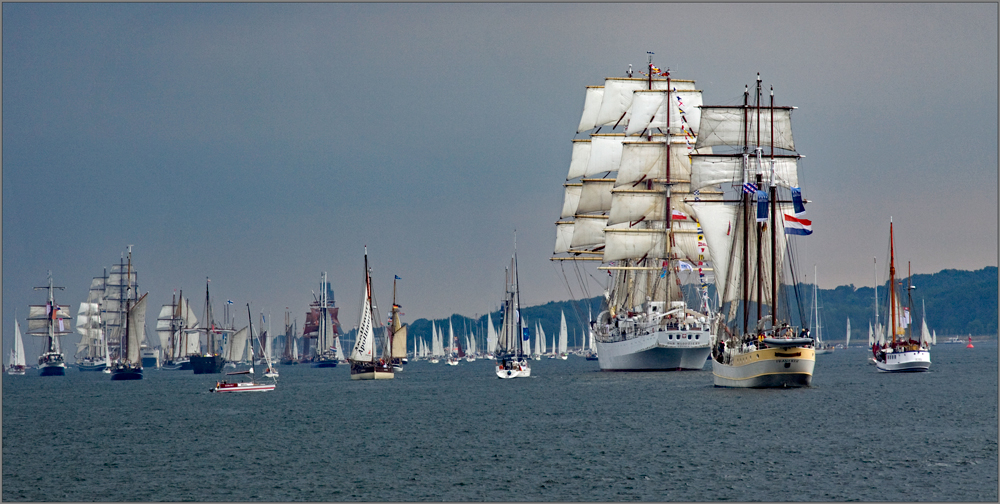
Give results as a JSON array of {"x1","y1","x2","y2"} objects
[{"x1": 4, "y1": 3, "x2": 996, "y2": 358}]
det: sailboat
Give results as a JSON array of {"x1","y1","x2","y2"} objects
[
  {"x1": 8, "y1": 319, "x2": 27, "y2": 375},
  {"x1": 872, "y1": 220, "x2": 931, "y2": 372},
  {"x1": 156, "y1": 291, "x2": 199, "y2": 370},
  {"x1": 558, "y1": 311, "x2": 569, "y2": 359},
  {"x1": 389, "y1": 275, "x2": 408, "y2": 372},
  {"x1": 191, "y1": 279, "x2": 225, "y2": 374},
  {"x1": 107, "y1": 248, "x2": 148, "y2": 381},
  {"x1": 74, "y1": 273, "x2": 108, "y2": 371},
  {"x1": 446, "y1": 319, "x2": 460, "y2": 366},
  {"x1": 691, "y1": 73, "x2": 816, "y2": 387},
  {"x1": 845, "y1": 318, "x2": 851, "y2": 348},
  {"x1": 27, "y1": 272, "x2": 73, "y2": 376},
  {"x1": 495, "y1": 238, "x2": 532, "y2": 379},
  {"x1": 552, "y1": 56, "x2": 716, "y2": 371},
  {"x1": 812, "y1": 266, "x2": 834, "y2": 354},
  {"x1": 309, "y1": 272, "x2": 341, "y2": 367},
  {"x1": 211, "y1": 303, "x2": 277, "y2": 392},
  {"x1": 349, "y1": 247, "x2": 394, "y2": 380}
]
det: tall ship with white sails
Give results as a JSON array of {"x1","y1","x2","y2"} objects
[
  {"x1": 307, "y1": 272, "x2": 341, "y2": 368},
  {"x1": 690, "y1": 74, "x2": 816, "y2": 387},
  {"x1": 156, "y1": 290, "x2": 199, "y2": 370},
  {"x1": 552, "y1": 56, "x2": 717, "y2": 371},
  {"x1": 74, "y1": 272, "x2": 108, "y2": 371},
  {"x1": 107, "y1": 247, "x2": 149, "y2": 381},
  {"x1": 27, "y1": 272, "x2": 73, "y2": 376}
]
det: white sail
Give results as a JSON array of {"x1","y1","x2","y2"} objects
[
  {"x1": 27, "y1": 304, "x2": 72, "y2": 334},
  {"x1": 185, "y1": 329, "x2": 201, "y2": 355},
  {"x1": 607, "y1": 188, "x2": 666, "y2": 226},
  {"x1": 576, "y1": 178, "x2": 616, "y2": 214},
  {"x1": 560, "y1": 183, "x2": 583, "y2": 218},
  {"x1": 920, "y1": 315, "x2": 931, "y2": 346},
  {"x1": 224, "y1": 326, "x2": 249, "y2": 362},
  {"x1": 448, "y1": 320, "x2": 455, "y2": 356},
  {"x1": 932, "y1": 329, "x2": 937, "y2": 345},
  {"x1": 689, "y1": 155, "x2": 799, "y2": 192},
  {"x1": 695, "y1": 106, "x2": 795, "y2": 151},
  {"x1": 351, "y1": 276, "x2": 375, "y2": 362},
  {"x1": 486, "y1": 313, "x2": 497, "y2": 354},
  {"x1": 126, "y1": 294, "x2": 148, "y2": 365},
  {"x1": 625, "y1": 89, "x2": 704, "y2": 137},
  {"x1": 12, "y1": 320, "x2": 26, "y2": 367},
  {"x1": 569, "y1": 215, "x2": 610, "y2": 249},
  {"x1": 868, "y1": 321, "x2": 874, "y2": 346},
  {"x1": 585, "y1": 135, "x2": 627, "y2": 176},
  {"x1": 155, "y1": 304, "x2": 174, "y2": 350},
  {"x1": 690, "y1": 202, "x2": 738, "y2": 297},
  {"x1": 614, "y1": 140, "x2": 696, "y2": 187},
  {"x1": 292, "y1": 337, "x2": 299, "y2": 359},
  {"x1": 558, "y1": 311, "x2": 568, "y2": 355},
  {"x1": 595, "y1": 78, "x2": 649, "y2": 127},
  {"x1": 334, "y1": 335, "x2": 344, "y2": 360},
  {"x1": 566, "y1": 140, "x2": 592, "y2": 180},
  {"x1": 603, "y1": 227, "x2": 667, "y2": 263},
  {"x1": 846, "y1": 318, "x2": 852, "y2": 348},
  {"x1": 534, "y1": 322, "x2": 541, "y2": 356},
  {"x1": 553, "y1": 221, "x2": 575, "y2": 254},
  {"x1": 577, "y1": 86, "x2": 605, "y2": 133}
]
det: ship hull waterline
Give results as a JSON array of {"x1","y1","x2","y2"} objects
[
  {"x1": 875, "y1": 350, "x2": 930, "y2": 372},
  {"x1": 594, "y1": 330, "x2": 711, "y2": 371},
  {"x1": 191, "y1": 354, "x2": 225, "y2": 374},
  {"x1": 712, "y1": 347, "x2": 815, "y2": 388}
]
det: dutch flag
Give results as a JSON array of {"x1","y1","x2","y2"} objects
[{"x1": 783, "y1": 187, "x2": 813, "y2": 236}]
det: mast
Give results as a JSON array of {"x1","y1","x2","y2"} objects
[
  {"x1": 889, "y1": 220, "x2": 897, "y2": 346},
  {"x1": 124, "y1": 247, "x2": 133, "y2": 363},
  {"x1": 769, "y1": 86, "x2": 778, "y2": 322}
]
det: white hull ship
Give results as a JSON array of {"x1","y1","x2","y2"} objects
[
  {"x1": 690, "y1": 74, "x2": 816, "y2": 388},
  {"x1": 495, "y1": 236, "x2": 532, "y2": 379},
  {"x1": 349, "y1": 247, "x2": 394, "y2": 380},
  {"x1": 872, "y1": 221, "x2": 931, "y2": 373},
  {"x1": 552, "y1": 57, "x2": 717, "y2": 371},
  {"x1": 594, "y1": 303, "x2": 712, "y2": 370},
  {"x1": 27, "y1": 273, "x2": 73, "y2": 376}
]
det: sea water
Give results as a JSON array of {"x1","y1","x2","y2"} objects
[{"x1": 3, "y1": 342, "x2": 997, "y2": 501}]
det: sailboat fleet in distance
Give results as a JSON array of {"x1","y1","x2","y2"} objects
[{"x1": 9, "y1": 58, "x2": 976, "y2": 388}]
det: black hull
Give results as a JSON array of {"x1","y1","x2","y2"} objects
[
  {"x1": 312, "y1": 359, "x2": 338, "y2": 368},
  {"x1": 39, "y1": 366, "x2": 66, "y2": 376},
  {"x1": 191, "y1": 355, "x2": 225, "y2": 374},
  {"x1": 110, "y1": 369, "x2": 143, "y2": 380},
  {"x1": 162, "y1": 360, "x2": 193, "y2": 370}
]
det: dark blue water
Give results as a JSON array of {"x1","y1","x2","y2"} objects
[{"x1": 3, "y1": 342, "x2": 997, "y2": 501}]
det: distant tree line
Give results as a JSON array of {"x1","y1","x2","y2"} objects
[{"x1": 397, "y1": 267, "x2": 997, "y2": 349}]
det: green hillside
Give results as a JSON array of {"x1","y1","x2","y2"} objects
[{"x1": 373, "y1": 267, "x2": 996, "y2": 350}]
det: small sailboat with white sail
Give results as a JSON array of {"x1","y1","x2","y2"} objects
[
  {"x1": 349, "y1": 247, "x2": 394, "y2": 380},
  {"x1": 495, "y1": 238, "x2": 531, "y2": 379},
  {"x1": 7, "y1": 318, "x2": 27, "y2": 375},
  {"x1": 211, "y1": 303, "x2": 277, "y2": 392}
]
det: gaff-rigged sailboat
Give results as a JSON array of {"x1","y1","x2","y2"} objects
[
  {"x1": 495, "y1": 238, "x2": 531, "y2": 379},
  {"x1": 691, "y1": 74, "x2": 816, "y2": 388},
  {"x1": 389, "y1": 275, "x2": 408, "y2": 372},
  {"x1": 211, "y1": 303, "x2": 277, "y2": 392},
  {"x1": 349, "y1": 247, "x2": 394, "y2": 380},
  {"x1": 872, "y1": 220, "x2": 931, "y2": 372}
]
